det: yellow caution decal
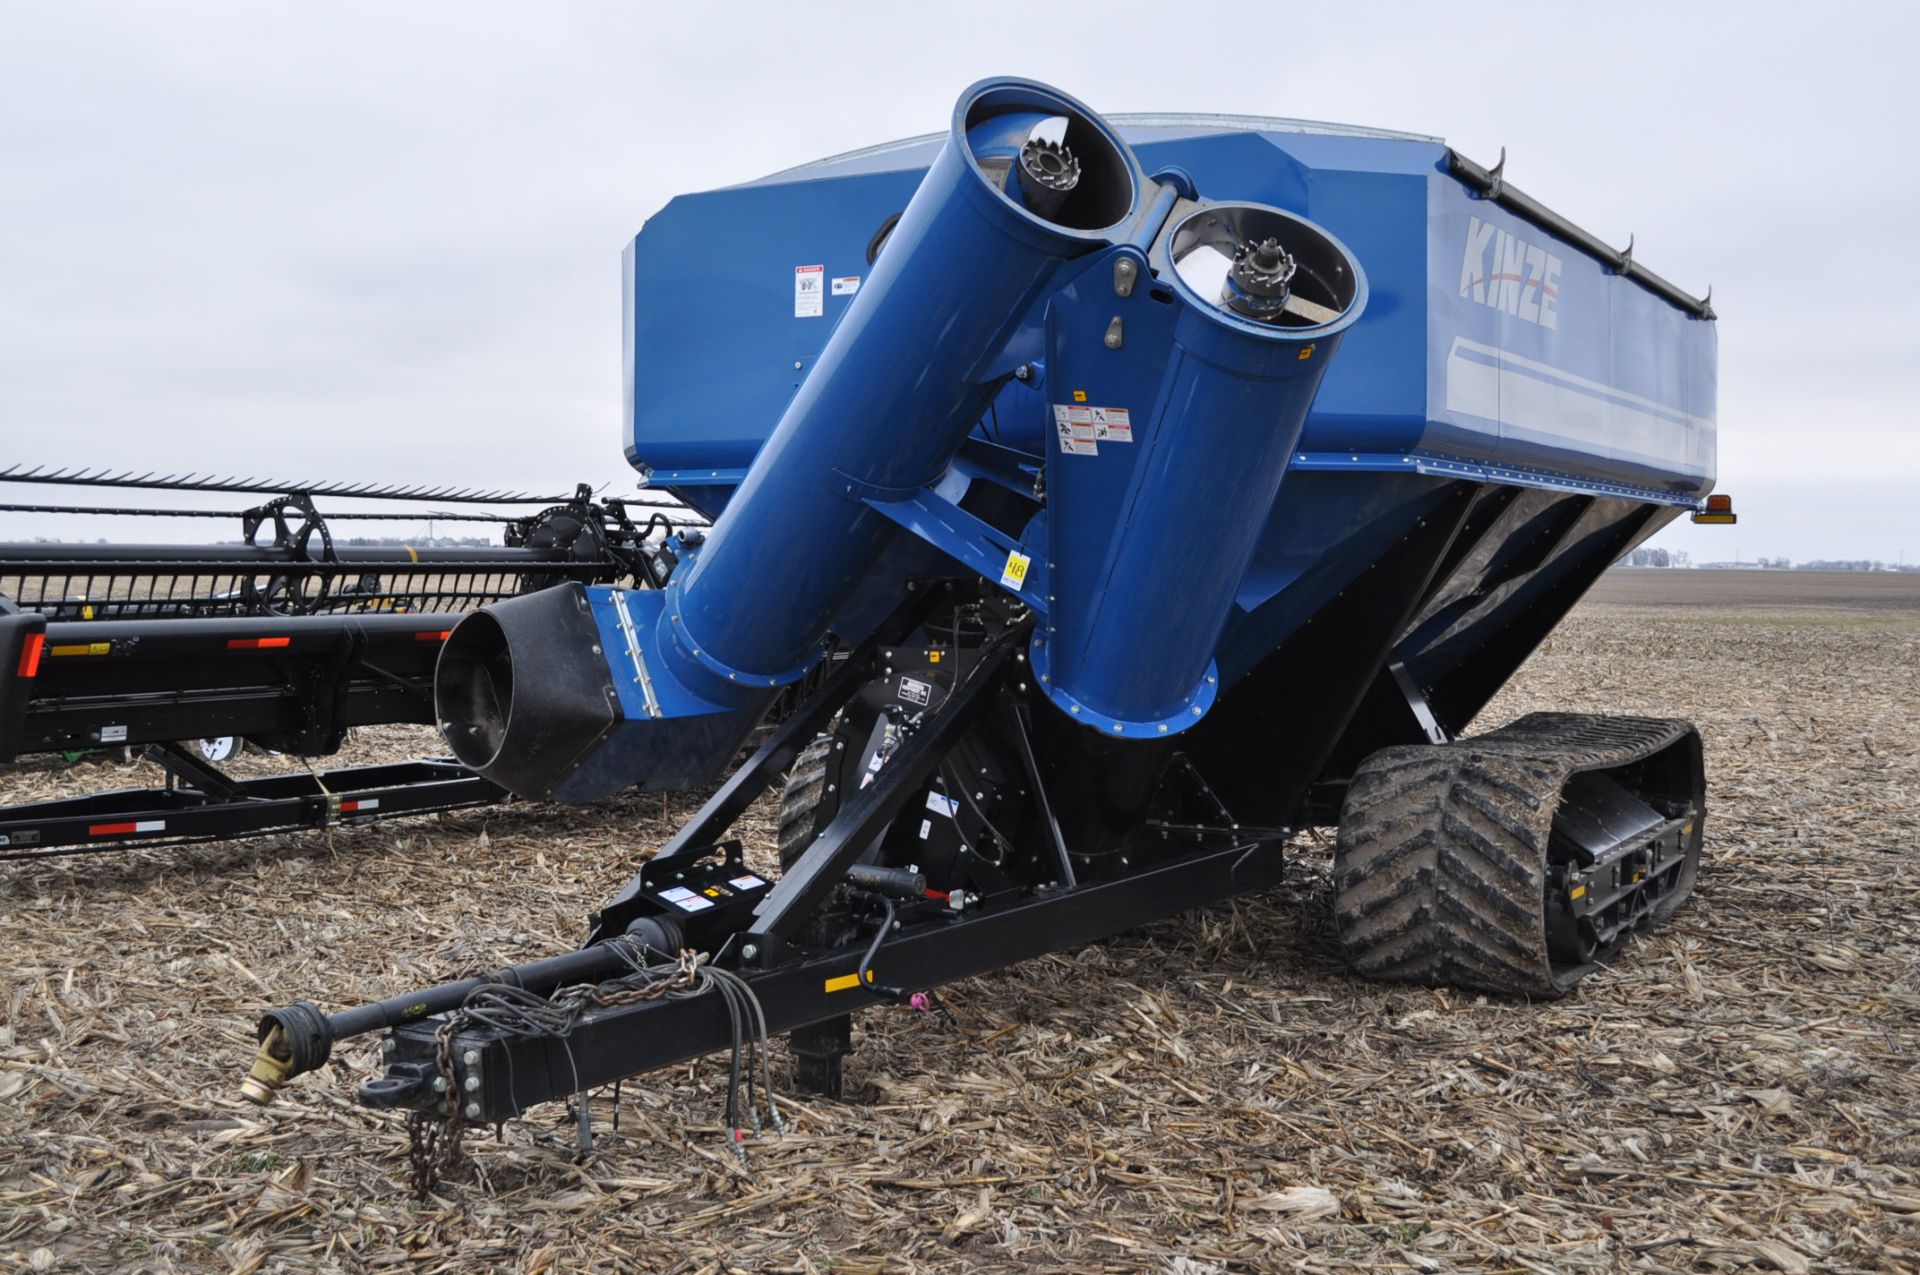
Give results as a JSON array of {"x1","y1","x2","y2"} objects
[{"x1": 998, "y1": 550, "x2": 1031, "y2": 592}]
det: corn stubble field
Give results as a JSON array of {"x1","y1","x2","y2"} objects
[{"x1": 3, "y1": 569, "x2": 1917, "y2": 1273}]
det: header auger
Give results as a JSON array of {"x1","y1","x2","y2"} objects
[{"x1": 239, "y1": 77, "x2": 1720, "y2": 1184}]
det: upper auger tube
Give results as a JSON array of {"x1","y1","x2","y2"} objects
[
  {"x1": 432, "y1": 78, "x2": 1144, "y2": 802},
  {"x1": 659, "y1": 77, "x2": 1143, "y2": 695},
  {"x1": 948, "y1": 79, "x2": 1139, "y2": 241}
]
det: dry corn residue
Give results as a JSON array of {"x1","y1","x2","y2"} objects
[{"x1": 3, "y1": 569, "x2": 1918, "y2": 1272}]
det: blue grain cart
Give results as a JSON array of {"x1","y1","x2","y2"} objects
[{"x1": 254, "y1": 80, "x2": 1723, "y2": 1140}]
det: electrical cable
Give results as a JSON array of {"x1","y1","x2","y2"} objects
[{"x1": 435, "y1": 940, "x2": 782, "y2": 1167}]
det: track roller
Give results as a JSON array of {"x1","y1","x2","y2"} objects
[{"x1": 1333, "y1": 712, "x2": 1705, "y2": 998}]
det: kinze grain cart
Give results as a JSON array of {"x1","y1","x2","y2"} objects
[{"x1": 246, "y1": 78, "x2": 1725, "y2": 1163}]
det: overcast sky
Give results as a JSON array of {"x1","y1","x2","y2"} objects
[{"x1": 2, "y1": 2, "x2": 1915, "y2": 562}]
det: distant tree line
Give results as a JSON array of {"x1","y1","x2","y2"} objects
[
  {"x1": 1790, "y1": 559, "x2": 1917, "y2": 572},
  {"x1": 1688, "y1": 558, "x2": 1919, "y2": 572},
  {"x1": 1620, "y1": 548, "x2": 1691, "y2": 568}
]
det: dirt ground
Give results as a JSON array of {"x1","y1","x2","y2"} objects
[{"x1": 3, "y1": 569, "x2": 1917, "y2": 1273}]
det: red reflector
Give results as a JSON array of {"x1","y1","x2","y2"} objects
[
  {"x1": 16, "y1": 632, "x2": 45, "y2": 678},
  {"x1": 1706, "y1": 493, "x2": 1733, "y2": 512},
  {"x1": 90, "y1": 818, "x2": 164, "y2": 836},
  {"x1": 226, "y1": 636, "x2": 292, "y2": 650},
  {"x1": 415, "y1": 630, "x2": 453, "y2": 642}
]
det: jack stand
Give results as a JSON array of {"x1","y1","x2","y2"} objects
[{"x1": 788, "y1": 1015, "x2": 852, "y2": 1100}]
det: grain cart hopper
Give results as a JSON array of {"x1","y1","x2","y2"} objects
[{"x1": 247, "y1": 79, "x2": 1720, "y2": 1166}]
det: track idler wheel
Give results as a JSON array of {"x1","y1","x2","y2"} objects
[{"x1": 1333, "y1": 712, "x2": 1705, "y2": 999}]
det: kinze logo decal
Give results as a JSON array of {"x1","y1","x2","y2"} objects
[{"x1": 1459, "y1": 216, "x2": 1563, "y2": 329}]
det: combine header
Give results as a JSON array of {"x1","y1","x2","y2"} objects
[
  {"x1": 240, "y1": 79, "x2": 1720, "y2": 1171},
  {"x1": 0, "y1": 468, "x2": 703, "y2": 855}
]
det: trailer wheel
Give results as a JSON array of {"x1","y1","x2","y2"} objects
[
  {"x1": 197, "y1": 736, "x2": 245, "y2": 763},
  {"x1": 1333, "y1": 712, "x2": 1705, "y2": 1000}
]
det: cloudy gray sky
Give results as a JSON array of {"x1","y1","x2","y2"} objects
[{"x1": 2, "y1": 1, "x2": 1915, "y2": 562}]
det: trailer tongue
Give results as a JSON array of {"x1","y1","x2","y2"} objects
[{"x1": 241, "y1": 76, "x2": 1722, "y2": 1187}]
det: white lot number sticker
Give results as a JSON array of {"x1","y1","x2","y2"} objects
[
  {"x1": 998, "y1": 549, "x2": 1031, "y2": 592},
  {"x1": 1053, "y1": 404, "x2": 1097, "y2": 455},
  {"x1": 831, "y1": 275, "x2": 860, "y2": 296},
  {"x1": 794, "y1": 264, "x2": 824, "y2": 317}
]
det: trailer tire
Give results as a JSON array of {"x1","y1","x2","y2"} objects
[{"x1": 777, "y1": 734, "x2": 839, "y2": 871}]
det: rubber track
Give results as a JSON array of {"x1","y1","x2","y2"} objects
[
  {"x1": 1333, "y1": 712, "x2": 1699, "y2": 999},
  {"x1": 776, "y1": 735, "x2": 838, "y2": 870}
]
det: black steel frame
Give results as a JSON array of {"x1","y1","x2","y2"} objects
[
  {"x1": 0, "y1": 752, "x2": 503, "y2": 859},
  {"x1": 396, "y1": 831, "x2": 1284, "y2": 1125},
  {"x1": 249, "y1": 483, "x2": 1685, "y2": 1129},
  {"x1": 271, "y1": 601, "x2": 1290, "y2": 1125},
  {"x1": 1, "y1": 611, "x2": 451, "y2": 760}
]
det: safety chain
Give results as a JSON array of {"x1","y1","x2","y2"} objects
[
  {"x1": 585, "y1": 953, "x2": 697, "y2": 1009},
  {"x1": 404, "y1": 1016, "x2": 471, "y2": 1200},
  {"x1": 404, "y1": 1110, "x2": 440, "y2": 1198}
]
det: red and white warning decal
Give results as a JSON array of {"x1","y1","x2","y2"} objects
[
  {"x1": 1052, "y1": 404, "x2": 1098, "y2": 455},
  {"x1": 794, "y1": 264, "x2": 824, "y2": 317},
  {"x1": 90, "y1": 819, "x2": 165, "y2": 837},
  {"x1": 660, "y1": 885, "x2": 715, "y2": 913},
  {"x1": 1090, "y1": 405, "x2": 1132, "y2": 442}
]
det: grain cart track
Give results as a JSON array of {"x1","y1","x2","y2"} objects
[{"x1": 1334, "y1": 712, "x2": 1705, "y2": 998}]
